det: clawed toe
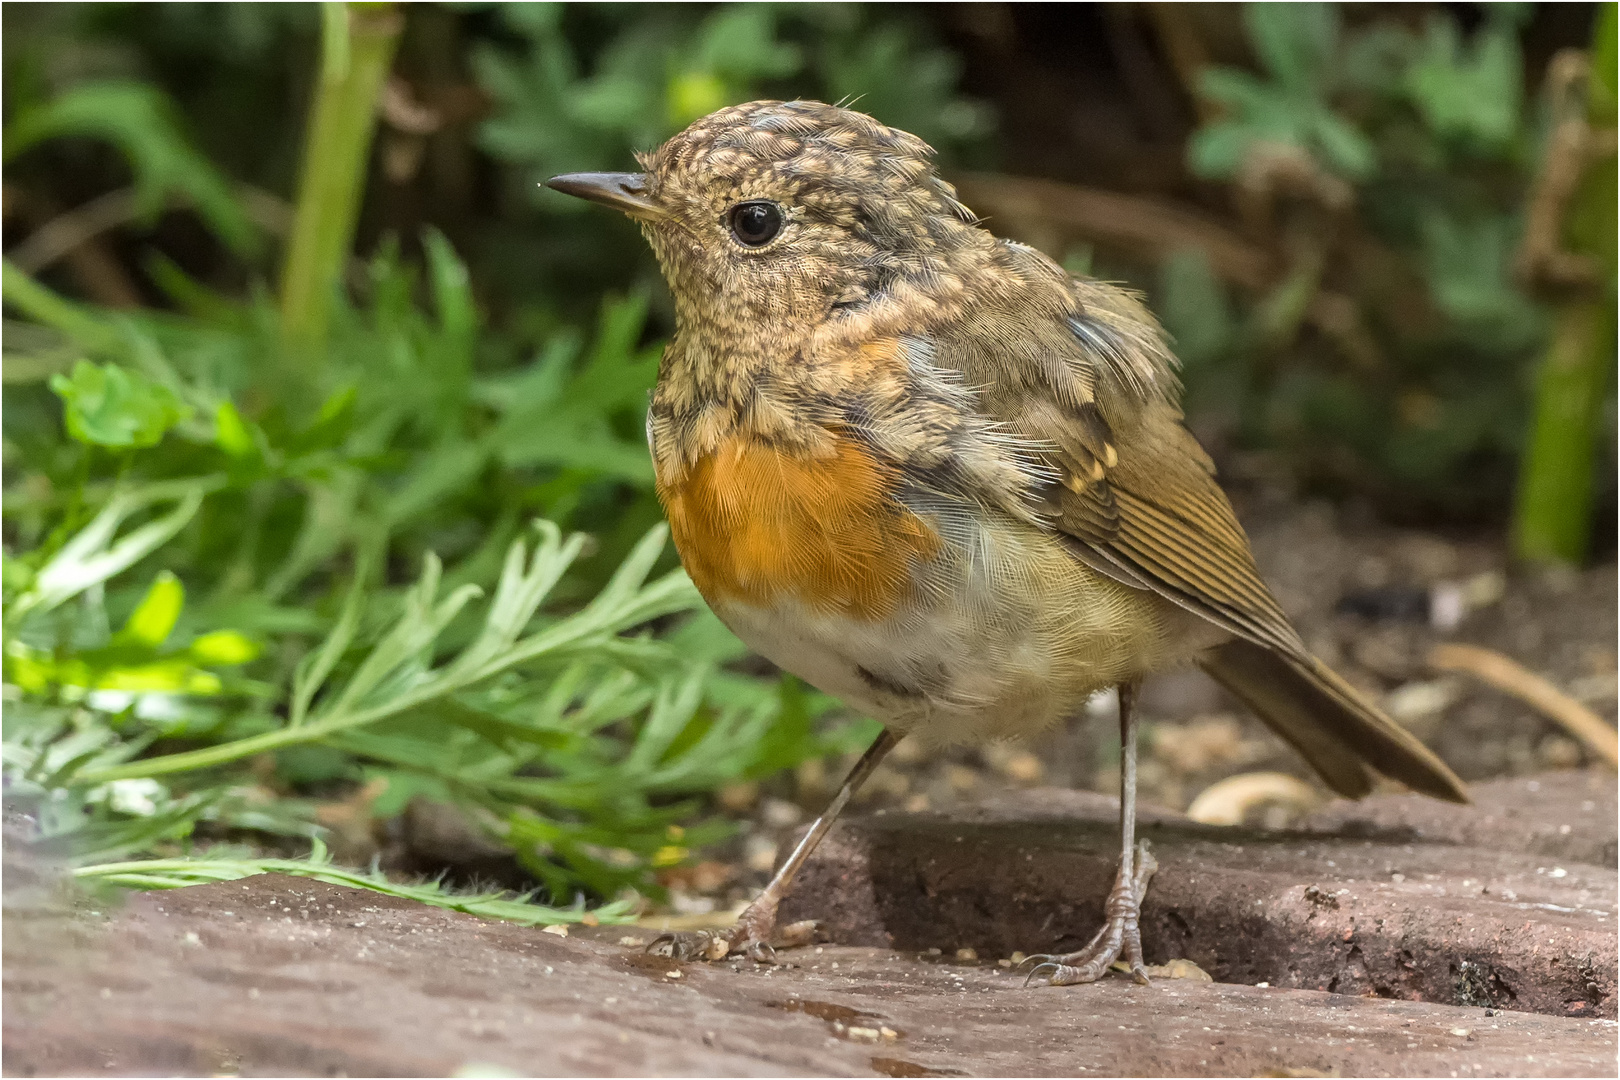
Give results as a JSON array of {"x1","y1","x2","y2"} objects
[
  {"x1": 1017, "y1": 840, "x2": 1158, "y2": 988},
  {"x1": 645, "y1": 930, "x2": 731, "y2": 961},
  {"x1": 1020, "y1": 960, "x2": 1061, "y2": 986},
  {"x1": 644, "y1": 928, "x2": 777, "y2": 964}
]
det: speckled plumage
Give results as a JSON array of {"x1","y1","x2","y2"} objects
[
  {"x1": 550, "y1": 97, "x2": 1468, "y2": 975},
  {"x1": 630, "y1": 103, "x2": 1182, "y2": 745},
  {"x1": 605, "y1": 100, "x2": 1447, "y2": 790}
]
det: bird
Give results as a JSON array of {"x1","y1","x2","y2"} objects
[{"x1": 546, "y1": 100, "x2": 1468, "y2": 985}]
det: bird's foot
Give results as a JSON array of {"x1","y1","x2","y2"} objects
[
  {"x1": 645, "y1": 897, "x2": 815, "y2": 964},
  {"x1": 1022, "y1": 841, "x2": 1158, "y2": 987}
]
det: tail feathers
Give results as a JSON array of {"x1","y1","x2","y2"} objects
[{"x1": 1199, "y1": 639, "x2": 1469, "y2": 804}]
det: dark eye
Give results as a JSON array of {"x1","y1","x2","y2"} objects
[{"x1": 728, "y1": 201, "x2": 783, "y2": 246}]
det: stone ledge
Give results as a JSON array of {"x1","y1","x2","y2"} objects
[
  {"x1": 780, "y1": 769, "x2": 1618, "y2": 1020},
  {"x1": 6, "y1": 873, "x2": 1616, "y2": 1077}
]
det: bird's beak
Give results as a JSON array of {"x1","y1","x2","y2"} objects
[{"x1": 544, "y1": 172, "x2": 664, "y2": 222}]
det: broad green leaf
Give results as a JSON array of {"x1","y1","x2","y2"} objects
[{"x1": 50, "y1": 361, "x2": 193, "y2": 449}]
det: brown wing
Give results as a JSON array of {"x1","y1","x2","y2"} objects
[
  {"x1": 1050, "y1": 405, "x2": 1309, "y2": 661},
  {"x1": 928, "y1": 266, "x2": 1308, "y2": 661},
  {"x1": 923, "y1": 266, "x2": 1467, "y2": 803}
]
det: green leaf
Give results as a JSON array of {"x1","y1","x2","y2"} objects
[
  {"x1": 289, "y1": 555, "x2": 369, "y2": 726},
  {"x1": 118, "y1": 572, "x2": 184, "y2": 648},
  {"x1": 1310, "y1": 109, "x2": 1377, "y2": 179},
  {"x1": 213, "y1": 400, "x2": 257, "y2": 457},
  {"x1": 73, "y1": 843, "x2": 637, "y2": 926},
  {"x1": 49, "y1": 361, "x2": 193, "y2": 449},
  {"x1": 13, "y1": 477, "x2": 220, "y2": 620},
  {"x1": 1404, "y1": 14, "x2": 1523, "y2": 151},
  {"x1": 188, "y1": 631, "x2": 260, "y2": 666},
  {"x1": 1245, "y1": 2, "x2": 1339, "y2": 91}
]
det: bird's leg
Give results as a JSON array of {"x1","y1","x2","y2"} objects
[
  {"x1": 1023, "y1": 681, "x2": 1158, "y2": 986},
  {"x1": 648, "y1": 727, "x2": 901, "y2": 963}
]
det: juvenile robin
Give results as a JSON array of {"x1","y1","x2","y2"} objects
[{"x1": 547, "y1": 100, "x2": 1468, "y2": 985}]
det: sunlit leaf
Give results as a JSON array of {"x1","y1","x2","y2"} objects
[
  {"x1": 50, "y1": 361, "x2": 193, "y2": 449},
  {"x1": 188, "y1": 631, "x2": 260, "y2": 666},
  {"x1": 118, "y1": 571, "x2": 184, "y2": 647},
  {"x1": 213, "y1": 400, "x2": 256, "y2": 457}
]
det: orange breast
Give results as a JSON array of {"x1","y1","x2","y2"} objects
[{"x1": 659, "y1": 431, "x2": 940, "y2": 620}]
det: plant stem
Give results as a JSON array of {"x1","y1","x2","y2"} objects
[
  {"x1": 1512, "y1": 300, "x2": 1613, "y2": 564},
  {"x1": 278, "y1": 2, "x2": 402, "y2": 355},
  {"x1": 1511, "y1": 6, "x2": 1617, "y2": 566},
  {"x1": 1, "y1": 258, "x2": 121, "y2": 353}
]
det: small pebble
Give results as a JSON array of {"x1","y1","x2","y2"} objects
[
  {"x1": 665, "y1": 970, "x2": 682, "y2": 979},
  {"x1": 542, "y1": 924, "x2": 568, "y2": 937},
  {"x1": 1256, "y1": 981, "x2": 1270, "y2": 988},
  {"x1": 956, "y1": 947, "x2": 977, "y2": 961},
  {"x1": 618, "y1": 937, "x2": 643, "y2": 947}
]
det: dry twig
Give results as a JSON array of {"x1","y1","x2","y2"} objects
[{"x1": 1428, "y1": 643, "x2": 1618, "y2": 767}]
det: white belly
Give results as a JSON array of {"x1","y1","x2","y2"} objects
[{"x1": 708, "y1": 518, "x2": 1220, "y2": 746}]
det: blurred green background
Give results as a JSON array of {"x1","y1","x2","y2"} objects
[{"x1": 3, "y1": 2, "x2": 1614, "y2": 915}]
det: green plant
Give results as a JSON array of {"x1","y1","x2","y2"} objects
[
  {"x1": 1512, "y1": 2, "x2": 1618, "y2": 565},
  {"x1": 2, "y1": 3, "x2": 878, "y2": 914},
  {"x1": 476, "y1": 4, "x2": 991, "y2": 182},
  {"x1": 469, "y1": 2, "x2": 994, "y2": 318},
  {"x1": 3, "y1": 221, "x2": 868, "y2": 902},
  {"x1": 4, "y1": 79, "x2": 262, "y2": 258},
  {"x1": 280, "y1": 2, "x2": 403, "y2": 351},
  {"x1": 1161, "y1": 2, "x2": 1591, "y2": 524},
  {"x1": 73, "y1": 838, "x2": 636, "y2": 925}
]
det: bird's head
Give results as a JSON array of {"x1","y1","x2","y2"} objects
[{"x1": 546, "y1": 100, "x2": 985, "y2": 353}]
